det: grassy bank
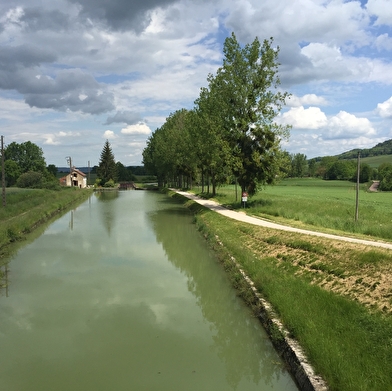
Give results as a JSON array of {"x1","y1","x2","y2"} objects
[
  {"x1": 194, "y1": 178, "x2": 392, "y2": 241},
  {"x1": 167, "y1": 190, "x2": 392, "y2": 391},
  {"x1": 0, "y1": 187, "x2": 92, "y2": 259}
]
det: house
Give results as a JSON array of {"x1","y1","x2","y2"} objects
[{"x1": 59, "y1": 167, "x2": 87, "y2": 188}]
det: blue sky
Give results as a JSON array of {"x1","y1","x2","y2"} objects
[{"x1": 1, "y1": 0, "x2": 392, "y2": 167}]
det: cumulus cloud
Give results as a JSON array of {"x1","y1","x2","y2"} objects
[
  {"x1": 103, "y1": 130, "x2": 116, "y2": 139},
  {"x1": 279, "y1": 106, "x2": 328, "y2": 129},
  {"x1": 121, "y1": 122, "x2": 151, "y2": 135},
  {"x1": 377, "y1": 97, "x2": 392, "y2": 118},
  {"x1": 324, "y1": 111, "x2": 376, "y2": 139}
]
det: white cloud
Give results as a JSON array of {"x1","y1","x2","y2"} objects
[
  {"x1": 325, "y1": 111, "x2": 376, "y2": 139},
  {"x1": 103, "y1": 130, "x2": 116, "y2": 139},
  {"x1": 377, "y1": 97, "x2": 392, "y2": 118},
  {"x1": 121, "y1": 123, "x2": 151, "y2": 136},
  {"x1": 366, "y1": 0, "x2": 392, "y2": 26},
  {"x1": 279, "y1": 106, "x2": 328, "y2": 129}
]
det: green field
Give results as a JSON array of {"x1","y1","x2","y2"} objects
[
  {"x1": 196, "y1": 178, "x2": 392, "y2": 241},
  {"x1": 355, "y1": 154, "x2": 392, "y2": 168}
]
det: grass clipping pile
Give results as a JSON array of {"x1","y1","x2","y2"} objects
[{"x1": 241, "y1": 225, "x2": 392, "y2": 314}]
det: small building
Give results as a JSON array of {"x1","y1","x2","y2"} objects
[{"x1": 60, "y1": 167, "x2": 87, "y2": 188}]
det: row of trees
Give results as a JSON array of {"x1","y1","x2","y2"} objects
[{"x1": 143, "y1": 33, "x2": 291, "y2": 196}]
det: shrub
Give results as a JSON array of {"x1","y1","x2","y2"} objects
[{"x1": 16, "y1": 171, "x2": 43, "y2": 188}]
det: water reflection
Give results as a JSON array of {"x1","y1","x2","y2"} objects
[
  {"x1": 0, "y1": 262, "x2": 10, "y2": 297},
  {"x1": 0, "y1": 191, "x2": 297, "y2": 391},
  {"x1": 94, "y1": 190, "x2": 119, "y2": 235},
  {"x1": 147, "y1": 201, "x2": 292, "y2": 389}
]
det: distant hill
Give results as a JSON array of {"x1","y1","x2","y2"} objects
[{"x1": 337, "y1": 139, "x2": 392, "y2": 159}]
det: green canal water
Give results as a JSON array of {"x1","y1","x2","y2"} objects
[{"x1": 0, "y1": 190, "x2": 298, "y2": 391}]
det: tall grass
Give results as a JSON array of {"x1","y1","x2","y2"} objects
[{"x1": 198, "y1": 178, "x2": 392, "y2": 241}]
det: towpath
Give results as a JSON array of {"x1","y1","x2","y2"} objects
[{"x1": 176, "y1": 190, "x2": 392, "y2": 251}]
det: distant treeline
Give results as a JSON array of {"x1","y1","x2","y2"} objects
[
  {"x1": 286, "y1": 139, "x2": 392, "y2": 191},
  {"x1": 58, "y1": 165, "x2": 148, "y2": 176}
]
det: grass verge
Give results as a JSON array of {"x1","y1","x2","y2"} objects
[{"x1": 168, "y1": 189, "x2": 392, "y2": 391}]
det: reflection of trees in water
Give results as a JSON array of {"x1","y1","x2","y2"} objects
[
  {"x1": 148, "y1": 206, "x2": 291, "y2": 390},
  {"x1": 0, "y1": 262, "x2": 10, "y2": 297},
  {"x1": 94, "y1": 191, "x2": 119, "y2": 235}
]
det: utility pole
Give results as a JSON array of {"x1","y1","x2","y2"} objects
[
  {"x1": 355, "y1": 151, "x2": 360, "y2": 221},
  {"x1": 1, "y1": 135, "x2": 6, "y2": 207},
  {"x1": 66, "y1": 156, "x2": 73, "y2": 187}
]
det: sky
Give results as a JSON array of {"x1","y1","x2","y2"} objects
[{"x1": 1, "y1": 0, "x2": 392, "y2": 168}]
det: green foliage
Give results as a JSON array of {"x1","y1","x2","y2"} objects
[
  {"x1": 289, "y1": 153, "x2": 308, "y2": 177},
  {"x1": 214, "y1": 33, "x2": 290, "y2": 195},
  {"x1": 103, "y1": 179, "x2": 116, "y2": 187},
  {"x1": 16, "y1": 171, "x2": 44, "y2": 188},
  {"x1": 378, "y1": 163, "x2": 392, "y2": 191},
  {"x1": 3, "y1": 160, "x2": 21, "y2": 186},
  {"x1": 325, "y1": 159, "x2": 356, "y2": 180},
  {"x1": 4, "y1": 141, "x2": 46, "y2": 173},
  {"x1": 142, "y1": 33, "x2": 290, "y2": 196},
  {"x1": 47, "y1": 164, "x2": 58, "y2": 177},
  {"x1": 338, "y1": 138, "x2": 392, "y2": 159},
  {"x1": 97, "y1": 140, "x2": 117, "y2": 184},
  {"x1": 116, "y1": 162, "x2": 136, "y2": 182}
]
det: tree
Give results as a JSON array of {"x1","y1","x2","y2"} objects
[
  {"x1": 47, "y1": 164, "x2": 58, "y2": 177},
  {"x1": 116, "y1": 162, "x2": 135, "y2": 182},
  {"x1": 5, "y1": 141, "x2": 46, "y2": 173},
  {"x1": 97, "y1": 140, "x2": 117, "y2": 185},
  {"x1": 212, "y1": 33, "x2": 290, "y2": 195},
  {"x1": 290, "y1": 153, "x2": 308, "y2": 177},
  {"x1": 2, "y1": 160, "x2": 21, "y2": 186},
  {"x1": 378, "y1": 163, "x2": 392, "y2": 191}
]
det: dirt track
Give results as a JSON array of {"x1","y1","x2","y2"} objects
[{"x1": 176, "y1": 190, "x2": 392, "y2": 251}]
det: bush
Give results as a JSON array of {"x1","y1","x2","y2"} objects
[
  {"x1": 103, "y1": 179, "x2": 116, "y2": 187},
  {"x1": 16, "y1": 171, "x2": 43, "y2": 188}
]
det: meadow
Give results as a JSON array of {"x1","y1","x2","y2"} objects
[{"x1": 196, "y1": 178, "x2": 392, "y2": 242}]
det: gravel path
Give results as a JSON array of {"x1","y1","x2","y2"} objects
[{"x1": 176, "y1": 190, "x2": 392, "y2": 251}]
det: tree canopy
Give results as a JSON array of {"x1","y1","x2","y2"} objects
[
  {"x1": 143, "y1": 33, "x2": 290, "y2": 196},
  {"x1": 2, "y1": 141, "x2": 47, "y2": 186}
]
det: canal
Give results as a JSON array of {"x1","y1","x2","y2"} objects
[{"x1": 0, "y1": 190, "x2": 299, "y2": 391}]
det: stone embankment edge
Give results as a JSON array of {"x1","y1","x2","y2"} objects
[{"x1": 214, "y1": 236, "x2": 328, "y2": 391}]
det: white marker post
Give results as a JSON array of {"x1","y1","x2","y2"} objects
[{"x1": 241, "y1": 191, "x2": 248, "y2": 208}]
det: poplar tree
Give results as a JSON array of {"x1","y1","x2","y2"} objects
[
  {"x1": 214, "y1": 33, "x2": 290, "y2": 195},
  {"x1": 98, "y1": 140, "x2": 117, "y2": 185}
]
